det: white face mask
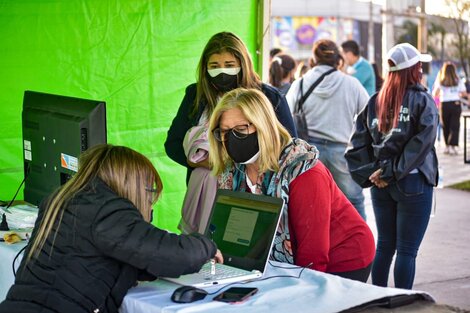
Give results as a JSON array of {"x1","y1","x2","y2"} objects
[{"x1": 207, "y1": 67, "x2": 241, "y2": 78}]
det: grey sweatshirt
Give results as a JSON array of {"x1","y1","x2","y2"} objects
[{"x1": 286, "y1": 65, "x2": 370, "y2": 144}]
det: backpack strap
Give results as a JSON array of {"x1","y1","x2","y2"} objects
[{"x1": 296, "y1": 68, "x2": 336, "y2": 113}]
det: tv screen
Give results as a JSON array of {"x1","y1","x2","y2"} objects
[{"x1": 22, "y1": 90, "x2": 107, "y2": 206}]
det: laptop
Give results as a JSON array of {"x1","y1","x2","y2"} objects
[{"x1": 163, "y1": 189, "x2": 284, "y2": 287}]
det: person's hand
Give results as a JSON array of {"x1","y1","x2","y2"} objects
[
  {"x1": 369, "y1": 169, "x2": 388, "y2": 188},
  {"x1": 214, "y1": 249, "x2": 224, "y2": 264},
  {"x1": 374, "y1": 179, "x2": 388, "y2": 188}
]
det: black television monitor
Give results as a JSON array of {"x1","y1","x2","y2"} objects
[{"x1": 22, "y1": 90, "x2": 107, "y2": 206}]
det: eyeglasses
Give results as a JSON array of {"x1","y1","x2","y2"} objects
[{"x1": 212, "y1": 123, "x2": 252, "y2": 142}]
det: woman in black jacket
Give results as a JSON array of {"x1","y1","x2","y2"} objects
[
  {"x1": 0, "y1": 144, "x2": 222, "y2": 313},
  {"x1": 345, "y1": 43, "x2": 438, "y2": 290}
]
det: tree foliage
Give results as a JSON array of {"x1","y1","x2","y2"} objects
[
  {"x1": 428, "y1": 22, "x2": 447, "y2": 60},
  {"x1": 397, "y1": 20, "x2": 418, "y2": 47},
  {"x1": 445, "y1": 0, "x2": 470, "y2": 78}
]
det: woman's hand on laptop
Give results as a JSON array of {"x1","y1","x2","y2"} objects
[{"x1": 214, "y1": 249, "x2": 224, "y2": 264}]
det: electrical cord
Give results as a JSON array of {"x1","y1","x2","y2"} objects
[
  {"x1": 5, "y1": 164, "x2": 31, "y2": 276},
  {"x1": 203, "y1": 261, "x2": 424, "y2": 310},
  {"x1": 1, "y1": 172, "x2": 28, "y2": 230},
  {"x1": 206, "y1": 261, "x2": 313, "y2": 296},
  {"x1": 3, "y1": 164, "x2": 29, "y2": 213},
  {"x1": 3, "y1": 176, "x2": 26, "y2": 213},
  {"x1": 12, "y1": 244, "x2": 28, "y2": 277}
]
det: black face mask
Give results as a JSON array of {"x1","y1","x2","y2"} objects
[
  {"x1": 225, "y1": 131, "x2": 259, "y2": 163},
  {"x1": 209, "y1": 72, "x2": 239, "y2": 92}
]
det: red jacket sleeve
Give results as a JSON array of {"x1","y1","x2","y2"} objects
[{"x1": 288, "y1": 163, "x2": 332, "y2": 272}]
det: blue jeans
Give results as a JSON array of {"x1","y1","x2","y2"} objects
[
  {"x1": 371, "y1": 173, "x2": 433, "y2": 289},
  {"x1": 308, "y1": 137, "x2": 366, "y2": 220}
]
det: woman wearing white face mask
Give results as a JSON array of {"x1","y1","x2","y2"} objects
[
  {"x1": 165, "y1": 31, "x2": 296, "y2": 234},
  {"x1": 208, "y1": 88, "x2": 375, "y2": 282}
]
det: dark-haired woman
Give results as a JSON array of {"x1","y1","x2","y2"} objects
[
  {"x1": 346, "y1": 43, "x2": 438, "y2": 289},
  {"x1": 432, "y1": 62, "x2": 467, "y2": 155},
  {"x1": 286, "y1": 39, "x2": 369, "y2": 220},
  {"x1": 269, "y1": 53, "x2": 297, "y2": 95},
  {"x1": 0, "y1": 144, "x2": 222, "y2": 313}
]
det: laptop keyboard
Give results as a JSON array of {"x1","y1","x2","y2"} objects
[{"x1": 199, "y1": 262, "x2": 248, "y2": 280}]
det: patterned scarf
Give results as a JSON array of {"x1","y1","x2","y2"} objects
[{"x1": 218, "y1": 138, "x2": 318, "y2": 264}]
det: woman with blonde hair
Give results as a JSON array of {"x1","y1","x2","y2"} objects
[
  {"x1": 432, "y1": 61, "x2": 467, "y2": 155},
  {"x1": 208, "y1": 88, "x2": 375, "y2": 282},
  {"x1": 165, "y1": 31, "x2": 296, "y2": 234},
  {"x1": 0, "y1": 144, "x2": 221, "y2": 313}
]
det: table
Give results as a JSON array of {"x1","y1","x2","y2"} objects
[
  {"x1": 0, "y1": 241, "x2": 27, "y2": 300},
  {"x1": 1, "y1": 240, "x2": 435, "y2": 312},
  {"x1": 120, "y1": 262, "x2": 434, "y2": 313},
  {"x1": 0, "y1": 203, "x2": 37, "y2": 300},
  {"x1": 2, "y1": 246, "x2": 436, "y2": 312}
]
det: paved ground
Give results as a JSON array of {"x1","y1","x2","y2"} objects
[{"x1": 363, "y1": 111, "x2": 470, "y2": 311}]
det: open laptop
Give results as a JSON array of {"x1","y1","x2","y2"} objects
[{"x1": 163, "y1": 189, "x2": 284, "y2": 287}]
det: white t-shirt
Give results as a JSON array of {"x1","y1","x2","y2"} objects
[
  {"x1": 433, "y1": 79, "x2": 466, "y2": 102},
  {"x1": 245, "y1": 175, "x2": 258, "y2": 193}
]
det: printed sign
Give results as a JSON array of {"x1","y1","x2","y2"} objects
[
  {"x1": 24, "y1": 140, "x2": 32, "y2": 161},
  {"x1": 272, "y1": 16, "x2": 358, "y2": 54},
  {"x1": 61, "y1": 153, "x2": 78, "y2": 172}
]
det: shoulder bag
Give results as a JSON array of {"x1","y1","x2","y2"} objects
[{"x1": 293, "y1": 68, "x2": 336, "y2": 140}]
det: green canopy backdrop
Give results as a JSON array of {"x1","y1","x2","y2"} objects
[{"x1": 0, "y1": 0, "x2": 263, "y2": 232}]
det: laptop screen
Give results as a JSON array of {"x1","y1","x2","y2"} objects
[{"x1": 204, "y1": 189, "x2": 283, "y2": 272}]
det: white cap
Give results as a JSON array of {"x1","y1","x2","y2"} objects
[{"x1": 387, "y1": 43, "x2": 432, "y2": 72}]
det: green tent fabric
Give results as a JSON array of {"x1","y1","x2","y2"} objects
[{"x1": 0, "y1": 0, "x2": 260, "y2": 232}]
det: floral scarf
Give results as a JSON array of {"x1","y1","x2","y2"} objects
[{"x1": 218, "y1": 138, "x2": 318, "y2": 264}]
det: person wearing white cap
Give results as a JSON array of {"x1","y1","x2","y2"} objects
[{"x1": 345, "y1": 42, "x2": 439, "y2": 289}]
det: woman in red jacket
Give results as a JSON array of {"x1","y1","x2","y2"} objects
[{"x1": 208, "y1": 88, "x2": 375, "y2": 282}]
